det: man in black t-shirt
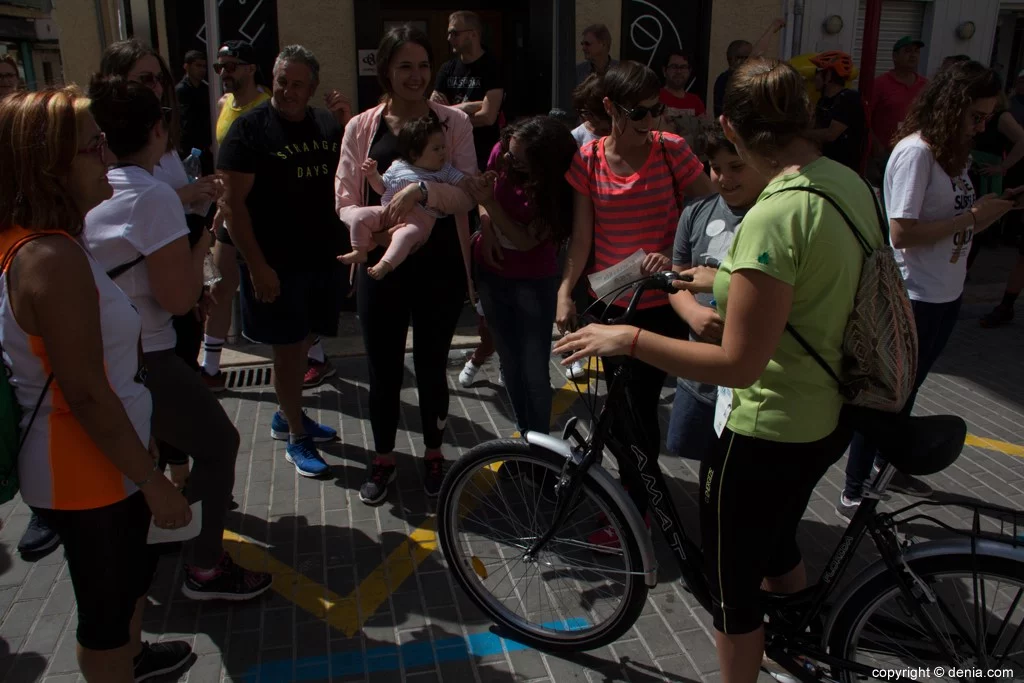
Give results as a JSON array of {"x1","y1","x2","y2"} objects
[
  {"x1": 808, "y1": 51, "x2": 866, "y2": 172},
  {"x1": 218, "y1": 44, "x2": 353, "y2": 478},
  {"x1": 176, "y1": 50, "x2": 212, "y2": 174},
  {"x1": 431, "y1": 11, "x2": 504, "y2": 170}
]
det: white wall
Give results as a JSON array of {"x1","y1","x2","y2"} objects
[
  {"x1": 800, "y1": 0, "x2": 860, "y2": 55},
  {"x1": 920, "y1": 0, "x2": 1000, "y2": 76}
]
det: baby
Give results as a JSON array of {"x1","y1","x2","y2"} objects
[{"x1": 339, "y1": 112, "x2": 477, "y2": 279}]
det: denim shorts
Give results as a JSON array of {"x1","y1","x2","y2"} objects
[{"x1": 666, "y1": 382, "x2": 717, "y2": 462}]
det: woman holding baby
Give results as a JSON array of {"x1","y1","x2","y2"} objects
[{"x1": 334, "y1": 25, "x2": 479, "y2": 506}]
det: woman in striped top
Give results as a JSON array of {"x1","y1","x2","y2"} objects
[
  {"x1": 561, "y1": 61, "x2": 712, "y2": 548},
  {"x1": 0, "y1": 88, "x2": 192, "y2": 682}
]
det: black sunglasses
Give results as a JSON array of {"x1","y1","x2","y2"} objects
[
  {"x1": 213, "y1": 61, "x2": 250, "y2": 75},
  {"x1": 615, "y1": 101, "x2": 665, "y2": 122}
]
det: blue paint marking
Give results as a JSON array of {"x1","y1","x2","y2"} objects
[{"x1": 245, "y1": 619, "x2": 589, "y2": 682}]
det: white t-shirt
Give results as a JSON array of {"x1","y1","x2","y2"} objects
[
  {"x1": 84, "y1": 165, "x2": 190, "y2": 353},
  {"x1": 885, "y1": 133, "x2": 976, "y2": 304},
  {"x1": 153, "y1": 150, "x2": 189, "y2": 190}
]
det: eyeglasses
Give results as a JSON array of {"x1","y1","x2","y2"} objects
[
  {"x1": 213, "y1": 61, "x2": 250, "y2": 74},
  {"x1": 615, "y1": 101, "x2": 665, "y2": 122},
  {"x1": 77, "y1": 132, "x2": 107, "y2": 162},
  {"x1": 665, "y1": 64, "x2": 690, "y2": 72},
  {"x1": 160, "y1": 106, "x2": 174, "y2": 125},
  {"x1": 447, "y1": 29, "x2": 473, "y2": 38},
  {"x1": 134, "y1": 71, "x2": 169, "y2": 89},
  {"x1": 0, "y1": 73, "x2": 17, "y2": 81},
  {"x1": 580, "y1": 41, "x2": 593, "y2": 47}
]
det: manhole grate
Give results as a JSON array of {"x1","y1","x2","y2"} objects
[{"x1": 223, "y1": 365, "x2": 274, "y2": 390}]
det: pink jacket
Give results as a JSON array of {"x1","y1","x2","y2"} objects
[{"x1": 335, "y1": 100, "x2": 477, "y2": 293}]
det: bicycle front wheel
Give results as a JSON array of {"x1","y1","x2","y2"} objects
[
  {"x1": 826, "y1": 551, "x2": 1024, "y2": 681},
  {"x1": 436, "y1": 439, "x2": 649, "y2": 652}
]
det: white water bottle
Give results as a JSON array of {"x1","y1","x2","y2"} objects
[{"x1": 183, "y1": 147, "x2": 213, "y2": 216}]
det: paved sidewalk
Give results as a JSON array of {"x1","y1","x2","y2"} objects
[{"x1": 1, "y1": 249, "x2": 1023, "y2": 683}]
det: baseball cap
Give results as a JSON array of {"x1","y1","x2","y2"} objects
[
  {"x1": 218, "y1": 40, "x2": 255, "y2": 63},
  {"x1": 893, "y1": 36, "x2": 925, "y2": 52}
]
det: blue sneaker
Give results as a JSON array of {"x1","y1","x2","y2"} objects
[
  {"x1": 270, "y1": 411, "x2": 337, "y2": 443},
  {"x1": 285, "y1": 437, "x2": 329, "y2": 477}
]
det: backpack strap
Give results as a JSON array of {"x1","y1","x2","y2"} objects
[
  {"x1": 106, "y1": 254, "x2": 145, "y2": 281},
  {"x1": 0, "y1": 232, "x2": 58, "y2": 452},
  {"x1": 757, "y1": 182, "x2": 882, "y2": 397}
]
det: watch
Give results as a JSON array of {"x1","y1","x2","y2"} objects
[{"x1": 417, "y1": 180, "x2": 428, "y2": 206}]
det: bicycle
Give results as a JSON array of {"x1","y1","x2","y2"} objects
[{"x1": 436, "y1": 272, "x2": 1024, "y2": 682}]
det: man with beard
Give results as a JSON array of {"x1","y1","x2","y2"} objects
[
  {"x1": 659, "y1": 51, "x2": 705, "y2": 155},
  {"x1": 200, "y1": 40, "x2": 273, "y2": 393},
  {"x1": 0, "y1": 55, "x2": 19, "y2": 98},
  {"x1": 431, "y1": 11, "x2": 504, "y2": 171}
]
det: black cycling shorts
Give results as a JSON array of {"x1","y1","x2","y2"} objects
[
  {"x1": 33, "y1": 492, "x2": 157, "y2": 650},
  {"x1": 699, "y1": 424, "x2": 850, "y2": 635}
]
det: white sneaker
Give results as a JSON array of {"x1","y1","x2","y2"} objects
[
  {"x1": 459, "y1": 360, "x2": 481, "y2": 388},
  {"x1": 565, "y1": 359, "x2": 587, "y2": 381}
]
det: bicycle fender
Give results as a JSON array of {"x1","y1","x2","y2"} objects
[
  {"x1": 820, "y1": 537, "x2": 1024, "y2": 644},
  {"x1": 524, "y1": 431, "x2": 659, "y2": 587}
]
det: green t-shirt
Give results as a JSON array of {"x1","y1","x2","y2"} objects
[{"x1": 712, "y1": 157, "x2": 884, "y2": 443}]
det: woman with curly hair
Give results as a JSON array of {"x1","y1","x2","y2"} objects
[
  {"x1": 840, "y1": 60, "x2": 1018, "y2": 514},
  {"x1": 470, "y1": 116, "x2": 578, "y2": 434}
]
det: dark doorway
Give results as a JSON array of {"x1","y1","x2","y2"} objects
[
  {"x1": 164, "y1": 0, "x2": 279, "y2": 85},
  {"x1": 353, "y1": 0, "x2": 548, "y2": 120},
  {"x1": 619, "y1": 0, "x2": 713, "y2": 106}
]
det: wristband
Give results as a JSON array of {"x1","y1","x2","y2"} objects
[
  {"x1": 417, "y1": 181, "x2": 428, "y2": 206},
  {"x1": 629, "y1": 328, "x2": 642, "y2": 358},
  {"x1": 134, "y1": 464, "x2": 160, "y2": 489}
]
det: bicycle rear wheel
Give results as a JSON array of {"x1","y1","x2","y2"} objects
[
  {"x1": 436, "y1": 439, "x2": 649, "y2": 652},
  {"x1": 826, "y1": 552, "x2": 1024, "y2": 681}
]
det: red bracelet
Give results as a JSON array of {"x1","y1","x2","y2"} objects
[{"x1": 629, "y1": 328, "x2": 642, "y2": 357}]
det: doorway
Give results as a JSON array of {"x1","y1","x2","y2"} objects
[{"x1": 354, "y1": 1, "x2": 548, "y2": 119}]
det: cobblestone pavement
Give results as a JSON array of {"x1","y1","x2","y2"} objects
[{"x1": 1, "y1": 255, "x2": 1023, "y2": 683}]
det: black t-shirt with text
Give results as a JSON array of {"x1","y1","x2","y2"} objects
[
  {"x1": 434, "y1": 52, "x2": 503, "y2": 170},
  {"x1": 217, "y1": 102, "x2": 346, "y2": 271},
  {"x1": 814, "y1": 88, "x2": 866, "y2": 171}
]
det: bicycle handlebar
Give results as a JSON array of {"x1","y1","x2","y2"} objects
[{"x1": 605, "y1": 271, "x2": 692, "y2": 325}]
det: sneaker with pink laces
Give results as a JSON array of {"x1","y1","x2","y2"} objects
[
  {"x1": 588, "y1": 513, "x2": 650, "y2": 554},
  {"x1": 304, "y1": 358, "x2": 336, "y2": 388},
  {"x1": 181, "y1": 553, "x2": 272, "y2": 601}
]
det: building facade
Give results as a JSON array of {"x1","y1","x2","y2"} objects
[
  {"x1": 0, "y1": 0, "x2": 62, "y2": 90},
  {"x1": 52, "y1": 0, "x2": 787, "y2": 116}
]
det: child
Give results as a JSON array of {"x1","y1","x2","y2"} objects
[
  {"x1": 666, "y1": 122, "x2": 768, "y2": 461},
  {"x1": 339, "y1": 113, "x2": 478, "y2": 279}
]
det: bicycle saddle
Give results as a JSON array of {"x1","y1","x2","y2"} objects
[{"x1": 848, "y1": 407, "x2": 968, "y2": 476}]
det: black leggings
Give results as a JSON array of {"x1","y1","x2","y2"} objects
[
  {"x1": 595, "y1": 302, "x2": 687, "y2": 516},
  {"x1": 158, "y1": 307, "x2": 204, "y2": 467},
  {"x1": 357, "y1": 216, "x2": 467, "y2": 455},
  {"x1": 700, "y1": 425, "x2": 850, "y2": 634}
]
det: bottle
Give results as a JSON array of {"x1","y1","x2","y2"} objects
[{"x1": 183, "y1": 147, "x2": 213, "y2": 217}]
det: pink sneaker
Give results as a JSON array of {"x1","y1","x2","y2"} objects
[{"x1": 303, "y1": 359, "x2": 336, "y2": 388}]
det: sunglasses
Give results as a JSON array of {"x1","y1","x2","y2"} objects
[
  {"x1": 160, "y1": 106, "x2": 174, "y2": 125},
  {"x1": 447, "y1": 29, "x2": 473, "y2": 38},
  {"x1": 213, "y1": 61, "x2": 250, "y2": 75},
  {"x1": 134, "y1": 71, "x2": 169, "y2": 88},
  {"x1": 504, "y1": 149, "x2": 527, "y2": 171},
  {"x1": 77, "y1": 131, "x2": 108, "y2": 161},
  {"x1": 615, "y1": 101, "x2": 665, "y2": 122}
]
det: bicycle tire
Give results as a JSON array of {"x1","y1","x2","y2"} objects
[
  {"x1": 825, "y1": 551, "x2": 1024, "y2": 682},
  {"x1": 436, "y1": 439, "x2": 650, "y2": 652}
]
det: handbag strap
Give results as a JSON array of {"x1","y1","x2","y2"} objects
[{"x1": 106, "y1": 254, "x2": 145, "y2": 281}]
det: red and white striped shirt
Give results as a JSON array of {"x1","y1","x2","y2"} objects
[{"x1": 567, "y1": 132, "x2": 704, "y2": 308}]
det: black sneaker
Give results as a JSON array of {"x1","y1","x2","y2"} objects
[
  {"x1": 887, "y1": 472, "x2": 933, "y2": 497},
  {"x1": 18, "y1": 513, "x2": 59, "y2": 555},
  {"x1": 835, "y1": 493, "x2": 861, "y2": 522},
  {"x1": 424, "y1": 454, "x2": 445, "y2": 497},
  {"x1": 980, "y1": 304, "x2": 1014, "y2": 328},
  {"x1": 133, "y1": 640, "x2": 192, "y2": 682},
  {"x1": 181, "y1": 553, "x2": 273, "y2": 601},
  {"x1": 359, "y1": 459, "x2": 396, "y2": 505}
]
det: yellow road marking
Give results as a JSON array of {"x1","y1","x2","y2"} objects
[
  {"x1": 965, "y1": 434, "x2": 1024, "y2": 458},
  {"x1": 223, "y1": 360, "x2": 1024, "y2": 637}
]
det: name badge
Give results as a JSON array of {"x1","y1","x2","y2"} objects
[{"x1": 714, "y1": 386, "x2": 733, "y2": 438}]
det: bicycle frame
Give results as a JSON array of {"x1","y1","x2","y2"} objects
[{"x1": 524, "y1": 276, "x2": 1011, "y2": 681}]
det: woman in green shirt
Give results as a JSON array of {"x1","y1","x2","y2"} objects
[{"x1": 555, "y1": 58, "x2": 883, "y2": 683}]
